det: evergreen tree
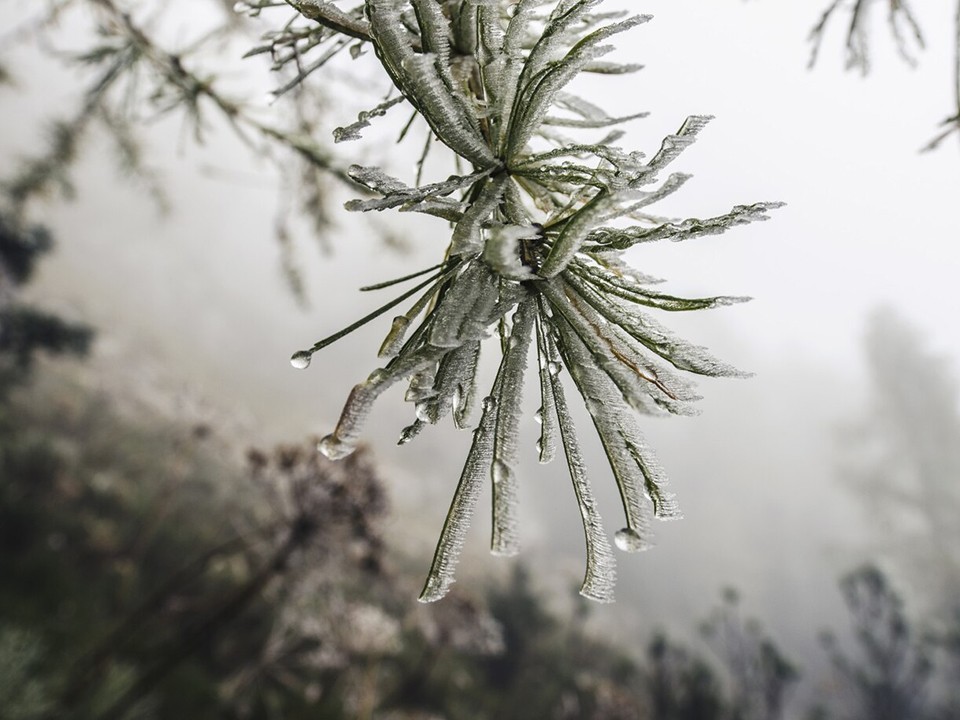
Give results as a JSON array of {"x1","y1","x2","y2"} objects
[
  {"x1": 0, "y1": 212, "x2": 91, "y2": 393},
  {"x1": 841, "y1": 309, "x2": 960, "y2": 610}
]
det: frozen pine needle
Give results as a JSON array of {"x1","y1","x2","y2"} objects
[{"x1": 290, "y1": 0, "x2": 782, "y2": 602}]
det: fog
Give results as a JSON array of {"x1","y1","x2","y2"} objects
[{"x1": 3, "y1": 0, "x2": 959, "y2": 714}]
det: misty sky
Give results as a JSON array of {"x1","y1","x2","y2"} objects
[{"x1": 3, "y1": 0, "x2": 959, "y2": 677}]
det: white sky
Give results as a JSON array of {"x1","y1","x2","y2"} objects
[{"x1": 608, "y1": 0, "x2": 960, "y2": 372}]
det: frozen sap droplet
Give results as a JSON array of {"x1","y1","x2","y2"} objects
[
  {"x1": 614, "y1": 527, "x2": 649, "y2": 553},
  {"x1": 290, "y1": 351, "x2": 312, "y2": 370}
]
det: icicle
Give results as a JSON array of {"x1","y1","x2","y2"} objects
[
  {"x1": 367, "y1": 0, "x2": 496, "y2": 168},
  {"x1": 319, "y1": 346, "x2": 445, "y2": 460},
  {"x1": 318, "y1": 381, "x2": 377, "y2": 460},
  {"x1": 548, "y1": 344, "x2": 617, "y2": 602},
  {"x1": 548, "y1": 308, "x2": 681, "y2": 537},
  {"x1": 639, "y1": 115, "x2": 714, "y2": 180},
  {"x1": 379, "y1": 315, "x2": 411, "y2": 358},
  {"x1": 419, "y1": 383, "x2": 501, "y2": 603},
  {"x1": 534, "y1": 311, "x2": 558, "y2": 465},
  {"x1": 333, "y1": 95, "x2": 406, "y2": 143},
  {"x1": 428, "y1": 262, "x2": 500, "y2": 348},
  {"x1": 585, "y1": 202, "x2": 786, "y2": 250},
  {"x1": 398, "y1": 419, "x2": 425, "y2": 445},
  {"x1": 453, "y1": 341, "x2": 482, "y2": 429},
  {"x1": 567, "y1": 266, "x2": 750, "y2": 378},
  {"x1": 345, "y1": 165, "x2": 492, "y2": 213},
  {"x1": 507, "y1": 14, "x2": 651, "y2": 160},
  {"x1": 540, "y1": 278, "x2": 701, "y2": 415},
  {"x1": 421, "y1": 341, "x2": 480, "y2": 424},
  {"x1": 492, "y1": 0, "x2": 542, "y2": 153},
  {"x1": 490, "y1": 297, "x2": 536, "y2": 556}
]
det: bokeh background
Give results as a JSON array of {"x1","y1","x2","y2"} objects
[{"x1": 2, "y1": 1, "x2": 958, "y2": 718}]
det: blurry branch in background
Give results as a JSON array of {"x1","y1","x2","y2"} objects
[
  {"x1": 6, "y1": 349, "x2": 956, "y2": 719},
  {"x1": 838, "y1": 309, "x2": 960, "y2": 613},
  {"x1": 808, "y1": 0, "x2": 925, "y2": 73},
  {"x1": 0, "y1": 0, "x2": 368, "y2": 302},
  {"x1": 80, "y1": 442, "x2": 389, "y2": 720},
  {"x1": 0, "y1": 211, "x2": 92, "y2": 393},
  {"x1": 700, "y1": 589, "x2": 798, "y2": 720},
  {"x1": 814, "y1": 566, "x2": 937, "y2": 720},
  {"x1": 0, "y1": 376, "x2": 396, "y2": 720},
  {"x1": 1, "y1": 362, "x2": 811, "y2": 720},
  {"x1": 807, "y1": 0, "x2": 960, "y2": 151},
  {"x1": 646, "y1": 633, "x2": 726, "y2": 720},
  {"x1": 0, "y1": 627, "x2": 55, "y2": 720}
]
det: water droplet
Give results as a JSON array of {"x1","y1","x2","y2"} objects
[
  {"x1": 318, "y1": 434, "x2": 352, "y2": 460},
  {"x1": 349, "y1": 43, "x2": 363, "y2": 59},
  {"x1": 614, "y1": 527, "x2": 648, "y2": 553},
  {"x1": 481, "y1": 396, "x2": 497, "y2": 413},
  {"x1": 290, "y1": 351, "x2": 312, "y2": 370},
  {"x1": 232, "y1": 1, "x2": 247, "y2": 12},
  {"x1": 547, "y1": 361, "x2": 562, "y2": 377},
  {"x1": 534, "y1": 408, "x2": 543, "y2": 425}
]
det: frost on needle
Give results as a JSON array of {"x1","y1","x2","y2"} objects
[{"x1": 285, "y1": 0, "x2": 782, "y2": 603}]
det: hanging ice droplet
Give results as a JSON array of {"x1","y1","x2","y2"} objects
[
  {"x1": 614, "y1": 527, "x2": 649, "y2": 553},
  {"x1": 481, "y1": 396, "x2": 497, "y2": 413},
  {"x1": 290, "y1": 351, "x2": 312, "y2": 370},
  {"x1": 318, "y1": 434, "x2": 352, "y2": 460},
  {"x1": 534, "y1": 408, "x2": 544, "y2": 425},
  {"x1": 491, "y1": 458, "x2": 509, "y2": 486},
  {"x1": 547, "y1": 361, "x2": 562, "y2": 377},
  {"x1": 398, "y1": 421, "x2": 424, "y2": 445}
]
